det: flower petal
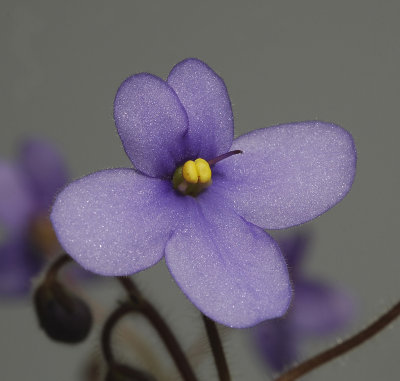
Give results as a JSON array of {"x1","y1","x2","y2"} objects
[
  {"x1": 114, "y1": 73, "x2": 189, "y2": 178},
  {"x1": 51, "y1": 169, "x2": 185, "y2": 275},
  {"x1": 254, "y1": 318, "x2": 297, "y2": 372},
  {"x1": 292, "y1": 280, "x2": 354, "y2": 335},
  {"x1": 214, "y1": 121, "x2": 356, "y2": 229},
  {"x1": 277, "y1": 232, "x2": 311, "y2": 280},
  {"x1": 19, "y1": 138, "x2": 68, "y2": 211},
  {"x1": 165, "y1": 189, "x2": 291, "y2": 328},
  {"x1": 0, "y1": 238, "x2": 41, "y2": 296},
  {"x1": 167, "y1": 58, "x2": 234, "y2": 160},
  {"x1": 0, "y1": 161, "x2": 34, "y2": 231}
]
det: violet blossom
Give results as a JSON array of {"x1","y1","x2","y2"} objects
[
  {"x1": 51, "y1": 58, "x2": 357, "y2": 327},
  {"x1": 0, "y1": 139, "x2": 68, "y2": 295},
  {"x1": 253, "y1": 232, "x2": 354, "y2": 371}
]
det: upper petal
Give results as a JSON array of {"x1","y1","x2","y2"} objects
[
  {"x1": 114, "y1": 73, "x2": 189, "y2": 178},
  {"x1": 19, "y1": 138, "x2": 68, "y2": 211},
  {"x1": 51, "y1": 169, "x2": 185, "y2": 275},
  {"x1": 165, "y1": 189, "x2": 291, "y2": 328},
  {"x1": 167, "y1": 58, "x2": 234, "y2": 160},
  {"x1": 214, "y1": 121, "x2": 357, "y2": 229}
]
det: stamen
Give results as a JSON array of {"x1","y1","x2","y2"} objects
[
  {"x1": 182, "y1": 160, "x2": 199, "y2": 184},
  {"x1": 194, "y1": 158, "x2": 212, "y2": 184},
  {"x1": 173, "y1": 150, "x2": 241, "y2": 196},
  {"x1": 182, "y1": 159, "x2": 212, "y2": 184},
  {"x1": 208, "y1": 150, "x2": 242, "y2": 166}
]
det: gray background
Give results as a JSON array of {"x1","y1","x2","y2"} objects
[{"x1": 1, "y1": 0, "x2": 399, "y2": 380}]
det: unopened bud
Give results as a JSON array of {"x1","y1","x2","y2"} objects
[{"x1": 34, "y1": 280, "x2": 92, "y2": 343}]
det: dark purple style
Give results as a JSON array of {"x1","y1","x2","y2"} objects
[
  {"x1": 51, "y1": 58, "x2": 357, "y2": 327},
  {"x1": 254, "y1": 233, "x2": 354, "y2": 371},
  {"x1": 0, "y1": 139, "x2": 68, "y2": 295}
]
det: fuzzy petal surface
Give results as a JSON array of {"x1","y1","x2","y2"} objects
[
  {"x1": 167, "y1": 58, "x2": 234, "y2": 160},
  {"x1": 114, "y1": 73, "x2": 189, "y2": 178},
  {"x1": 51, "y1": 169, "x2": 185, "y2": 275},
  {"x1": 0, "y1": 161, "x2": 34, "y2": 231},
  {"x1": 292, "y1": 280, "x2": 354, "y2": 335},
  {"x1": 214, "y1": 121, "x2": 356, "y2": 229},
  {"x1": 19, "y1": 138, "x2": 68, "y2": 211},
  {"x1": 165, "y1": 189, "x2": 291, "y2": 328}
]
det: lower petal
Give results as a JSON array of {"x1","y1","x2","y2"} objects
[
  {"x1": 165, "y1": 189, "x2": 291, "y2": 328},
  {"x1": 214, "y1": 121, "x2": 356, "y2": 229},
  {"x1": 51, "y1": 169, "x2": 185, "y2": 276}
]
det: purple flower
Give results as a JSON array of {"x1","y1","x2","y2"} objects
[
  {"x1": 51, "y1": 58, "x2": 356, "y2": 327},
  {"x1": 253, "y1": 233, "x2": 354, "y2": 372},
  {"x1": 0, "y1": 139, "x2": 68, "y2": 295}
]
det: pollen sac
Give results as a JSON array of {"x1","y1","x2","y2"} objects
[
  {"x1": 182, "y1": 160, "x2": 199, "y2": 183},
  {"x1": 194, "y1": 158, "x2": 212, "y2": 183},
  {"x1": 182, "y1": 158, "x2": 212, "y2": 184},
  {"x1": 173, "y1": 158, "x2": 212, "y2": 196}
]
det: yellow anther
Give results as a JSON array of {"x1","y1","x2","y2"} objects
[
  {"x1": 182, "y1": 160, "x2": 199, "y2": 184},
  {"x1": 174, "y1": 152, "x2": 240, "y2": 196},
  {"x1": 182, "y1": 158, "x2": 212, "y2": 184},
  {"x1": 194, "y1": 158, "x2": 212, "y2": 184}
]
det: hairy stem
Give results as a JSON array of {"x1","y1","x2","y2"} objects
[
  {"x1": 202, "y1": 314, "x2": 231, "y2": 381},
  {"x1": 101, "y1": 302, "x2": 136, "y2": 365},
  {"x1": 275, "y1": 300, "x2": 400, "y2": 381},
  {"x1": 117, "y1": 276, "x2": 198, "y2": 381},
  {"x1": 45, "y1": 253, "x2": 72, "y2": 284}
]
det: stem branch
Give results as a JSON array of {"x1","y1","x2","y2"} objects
[
  {"x1": 117, "y1": 276, "x2": 198, "y2": 381},
  {"x1": 45, "y1": 253, "x2": 72, "y2": 284},
  {"x1": 202, "y1": 314, "x2": 231, "y2": 381},
  {"x1": 275, "y1": 300, "x2": 400, "y2": 381},
  {"x1": 101, "y1": 302, "x2": 137, "y2": 365}
]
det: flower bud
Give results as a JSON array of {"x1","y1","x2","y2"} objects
[
  {"x1": 34, "y1": 280, "x2": 92, "y2": 343},
  {"x1": 106, "y1": 363, "x2": 156, "y2": 381}
]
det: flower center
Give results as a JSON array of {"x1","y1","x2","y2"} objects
[{"x1": 172, "y1": 150, "x2": 242, "y2": 196}]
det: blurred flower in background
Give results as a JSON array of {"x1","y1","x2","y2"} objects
[
  {"x1": 0, "y1": 138, "x2": 68, "y2": 295},
  {"x1": 253, "y1": 231, "x2": 355, "y2": 372}
]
